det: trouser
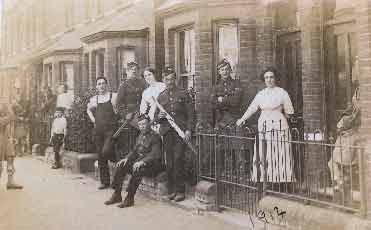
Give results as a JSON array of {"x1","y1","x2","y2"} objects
[
  {"x1": 111, "y1": 158, "x2": 162, "y2": 195},
  {"x1": 164, "y1": 130, "x2": 186, "y2": 194},
  {"x1": 52, "y1": 134, "x2": 64, "y2": 164},
  {"x1": 0, "y1": 156, "x2": 15, "y2": 181},
  {"x1": 95, "y1": 129, "x2": 115, "y2": 186}
]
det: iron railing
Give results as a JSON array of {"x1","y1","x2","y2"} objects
[{"x1": 195, "y1": 122, "x2": 366, "y2": 216}]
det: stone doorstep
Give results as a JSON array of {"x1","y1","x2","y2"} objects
[
  {"x1": 259, "y1": 196, "x2": 371, "y2": 230},
  {"x1": 42, "y1": 148, "x2": 99, "y2": 174}
]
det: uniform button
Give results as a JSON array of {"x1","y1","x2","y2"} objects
[{"x1": 170, "y1": 98, "x2": 173, "y2": 101}]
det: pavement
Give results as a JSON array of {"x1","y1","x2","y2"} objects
[{"x1": 0, "y1": 156, "x2": 257, "y2": 230}]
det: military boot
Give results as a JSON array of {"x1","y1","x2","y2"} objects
[
  {"x1": 104, "y1": 192, "x2": 122, "y2": 205},
  {"x1": 117, "y1": 194, "x2": 134, "y2": 208},
  {"x1": 7, "y1": 174, "x2": 23, "y2": 190}
]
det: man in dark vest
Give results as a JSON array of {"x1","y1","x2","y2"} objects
[
  {"x1": 87, "y1": 77, "x2": 118, "y2": 190},
  {"x1": 157, "y1": 67, "x2": 194, "y2": 202},
  {"x1": 116, "y1": 61, "x2": 147, "y2": 157},
  {"x1": 104, "y1": 114, "x2": 163, "y2": 208}
]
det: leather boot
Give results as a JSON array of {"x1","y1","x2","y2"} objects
[
  {"x1": 7, "y1": 175, "x2": 23, "y2": 190},
  {"x1": 117, "y1": 194, "x2": 134, "y2": 208},
  {"x1": 164, "y1": 192, "x2": 176, "y2": 201},
  {"x1": 98, "y1": 184, "x2": 110, "y2": 190},
  {"x1": 174, "y1": 193, "x2": 185, "y2": 202},
  {"x1": 104, "y1": 192, "x2": 122, "y2": 205}
]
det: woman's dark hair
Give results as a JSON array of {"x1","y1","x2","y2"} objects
[
  {"x1": 96, "y1": 76, "x2": 108, "y2": 84},
  {"x1": 142, "y1": 67, "x2": 161, "y2": 82},
  {"x1": 260, "y1": 67, "x2": 280, "y2": 82}
]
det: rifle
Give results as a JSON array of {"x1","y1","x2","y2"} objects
[
  {"x1": 112, "y1": 111, "x2": 137, "y2": 139},
  {"x1": 151, "y1": 96, "x2": 197, "y2": 155}
]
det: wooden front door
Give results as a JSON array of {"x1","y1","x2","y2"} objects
[
  {"x1": 276, "y1": 32, "x2": 303, "y2": 132},
  {"x1": 324, "y1": 23, "x2": 358, "y2": 136}
]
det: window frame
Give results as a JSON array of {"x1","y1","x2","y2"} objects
[
  {"x1": 174, "y1": 24, "x2": 195, "y2": 90},
  {"x1": 212, "y1": 19, "x2": 240, "y2": 85},
  {"x1": 60, "y1": 61, "x2": 75, "y2": 92},
  {"x1": 116, "y1": 45, "x2": 136, "y2": 84}
]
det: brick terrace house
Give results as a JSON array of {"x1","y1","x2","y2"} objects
[{"x1": 3, "y1": 0, "x2": 371, "y2": 228}]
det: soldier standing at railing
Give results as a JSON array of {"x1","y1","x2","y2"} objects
[
  {"x1": 211, "y1": 59, "x2": 246, "y2": 176},
  {"x1": 0, "y1": 103, "x2": 23, "y2": 190},
  {"x1": 211, "y1": 59, "x2": 243, "y2": 131},
  {"x1": 156, "y1": 67, "x2": 194, "y2": 202},
  {"x1": 116, "y1": 61, "x2": 147, "y2": 158}
]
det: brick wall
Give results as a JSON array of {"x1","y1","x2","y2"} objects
[
  {"x1": 299, "y1": 0, "x2": 323, "y2": 130},
  {"x1": 162, "y1": 2, "x2": 260, "y2": 126},
  {"x1": 356, "y1": 0, "x2": 371, "y2": 218}
]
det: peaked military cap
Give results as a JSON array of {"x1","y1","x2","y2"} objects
[
  {"x1": 163, "y1": 66, "x2": 176, "y2": 77},
  {"x1": 127, "y1": 61, "x2": 139, "y2": 68},
  {"x1": 217, "y1": 58, "x2": 232, "y2": 70}
]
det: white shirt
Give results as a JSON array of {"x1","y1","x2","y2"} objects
[
  {"x1": 51, "y1": 117, "x2": 67, "y2": 136},
  {"x1": 56, "y1": 92, "x2": 74, "y2": 110},
  {"x1": 241, "y1": 86, "x2": 294, "y2": 131},
  {"x1": 140, "y1": 82, "x2": 166, "y2": 120},
  {"x1": 87, "y1": 92, "x2": 118, "y2": 111}
]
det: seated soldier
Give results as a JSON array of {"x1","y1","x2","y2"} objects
[{"x1": 104, "y1": 114, "x2": 163, "y2": 208}]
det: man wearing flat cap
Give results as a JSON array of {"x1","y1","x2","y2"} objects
[
  {"x1": 104, "y1": 114, "x2": 163, "y2": 208},
  {"x1": 116, "y1": 61, "x2": 147, "y2": 158}
]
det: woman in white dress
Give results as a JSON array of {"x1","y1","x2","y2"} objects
[
  {"x1": 236, "y1": 67, "x2": 295, "y2": 183},
  {"x1": 140, "y1": 67, "x2": 166, "y2": 121}
]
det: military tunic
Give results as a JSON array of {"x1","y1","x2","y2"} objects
[
  {"x1": 111, "y1": 129, "x2": 163, "y2": 195},
  {"x1": 116, "y1": 77, "x2": 147, "y2": 157},
  {"x1": 116, "y1": 77, "x2": 147, "y2": 123},
  {"x1": 157, "y1": 87, "x2": 194, "y2": 194},
  {"x1": 211, "y1": 77, "x2": 243, "y2": 130}
]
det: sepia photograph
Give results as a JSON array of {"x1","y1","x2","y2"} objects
[{"x1": 0, "y1": 0, "x2": 370, "y2": 229}]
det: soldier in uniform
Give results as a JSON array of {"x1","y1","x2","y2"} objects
[
  {"x1": 104, "y1": 114, "x2": 163, "y2": 208},
  {"x1": 157, "y1": 67, "x2": 194, "y2": 202},
  {"x1": 0, "y1": 104, "x2": 23, "y2": 190},
  {"x1": 210, "y1": 59, "x2": 247, "y2": 176},
  {"x1": 116, "y1": 62, "x2": 147, "y2": 157},
  {"x1": 211, "y1": 59, "x2": 243, "y2": 131}
]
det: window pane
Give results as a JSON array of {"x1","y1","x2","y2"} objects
[
  {"x1": 335, "y1": 34, "x2": 347, "y2": 111},
  {"x1": 178, "y1": 28, "x2": 195, "y2": 90},
  {"x1": 64, "y1": 63, "x2": 74, "y2": 93},
  {"x1": 180, "y1": 29, "x2": 195, "y2": 75},
  {"x1": 117, "y1": 48, "x2": 135, "y2": 82},
  {"x1": 218, "y1": 24, "x2": 238, "y2": 78},
  {"x1": 121, "y1": 49, "x2": 135, "y2": 70}
]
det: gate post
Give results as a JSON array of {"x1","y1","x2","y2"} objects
[{"x1": 214, "y1": 133, "x2": 221, "y2": 212}]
